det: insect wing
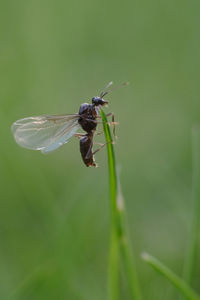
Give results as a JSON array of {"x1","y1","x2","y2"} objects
[{"x1": 11, "y1": 114, "x2": 80, "y2": 153}]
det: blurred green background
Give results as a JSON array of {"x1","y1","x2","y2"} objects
[{"x1": 1, "y1": 0, "x2": 200, "y2": 299}]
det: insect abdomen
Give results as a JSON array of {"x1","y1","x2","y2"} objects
[{"x1": 80, "y1": 134, "x2": 96, "y2": 167}]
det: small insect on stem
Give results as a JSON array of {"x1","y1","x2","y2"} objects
[{"x1": 11, "y1": 82, "x2": 128, "y2": 167}]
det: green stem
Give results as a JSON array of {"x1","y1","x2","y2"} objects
[
  {"x1": 183, "y1": 127, "x2": 200, "y2": 284},
  {"x1": 119, "y1": 214, "x2": 142, "y2": 299},
  {"x1": 117, "y1": 175, "x2": 142, "y2": 300},
  {"x1": 101, "y1": 110, "x2": 119, "y2": 300},
  {"x1": 142, "y1": 253, "x2": 200, "y2": 300},
  {"x1": 101, "y1": 109, "x2": 141, "y2": 300},
  {"x1": 108, "y1": 226, "x2": 120, "y2": 300}
]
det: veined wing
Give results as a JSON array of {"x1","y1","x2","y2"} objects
[{"x1": 11, "y1": 114, "x2": 80, "y2": 153}]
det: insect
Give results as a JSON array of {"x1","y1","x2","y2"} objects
[{"x1": 11, "y1": 82, "x2": 126, "y2": 167}]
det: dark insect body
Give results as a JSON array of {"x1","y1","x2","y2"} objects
[
  {"x1": 11, "y1": 82, "x2": 126, "y2": 167},
  {"x1": 77, "y1": 97, "x2": 108, "y2": 167},
  {"x1": 80, "y1": 132, "x2": 95, "y2": 167}
]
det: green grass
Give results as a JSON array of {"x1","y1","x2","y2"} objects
[
  {"x1": 101, "y1": 110, "x2": 200, "y2": 300},
  {"x1": 101, "y1": 112, "x2": 200, "y2": 300},
  {"x1": 1, "y1": 1, "x2": 200, "y2": 298},
  {"x1": 141, "y1": 128, "x2": 200, "y2": 300},
  {"x1": 101, "y1": 109, "x2": 141, "y2": 300},
  {"x1": 141, "y1": 253, "x2": 200, "y2": 300}
]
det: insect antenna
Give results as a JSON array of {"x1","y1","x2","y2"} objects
[
  {"x1": 100, "y1": 81, "x2": 113, "y2": 98},
  {"x1": 100, "y1": 81, "x2": 129, "y2": 98}
]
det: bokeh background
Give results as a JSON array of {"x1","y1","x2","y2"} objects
[{"x1": 1, "y1": 0, "x2": 200, "y2": 299}]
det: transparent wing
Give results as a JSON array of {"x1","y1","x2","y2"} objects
[{"x1": 11, "y1": 114, "x2": 80, "y2": 153}]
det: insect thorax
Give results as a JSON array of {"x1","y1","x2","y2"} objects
[{"x1": 78, "y1": 103, "x2": 97, "y2": 132}]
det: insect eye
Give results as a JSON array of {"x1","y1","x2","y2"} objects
[{"x1": 92, "y1": 97, "x2": 98, "y2": 104}]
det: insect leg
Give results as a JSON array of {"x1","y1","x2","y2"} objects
[
  {"x1": 105, "y1": 112, "x2": 117, "y2": 138},
  {"x1": 95, "y1": 131, "x2": 104, "y2": 136},
  {"x1": 97, "y1": 113, "x2": 117, "y2": 136},
  {"x1": 93, "y1": 142, "x2": 105, "y2": 146},
  {"x1": 92, "y1": 141, "x2": 114, "y2": 156},
  {"x1": 74, "y1": 133, "x2": 86, "y2": 139}
]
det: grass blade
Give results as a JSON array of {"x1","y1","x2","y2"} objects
[
  {"x1": 117, "y1": 179, "x2": 142, "y2": 300},
  {"x1": 101, "y1": 109, "x2": 119, "y2": 300},
  {"x1": 101, "y1": 109, "x2": 141, "y2": 300},
  {"x1": 142, "y1": 252, "x2": 200, "y2": 300}
]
